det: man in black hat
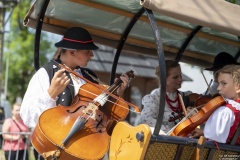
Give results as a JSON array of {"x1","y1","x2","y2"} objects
[
  {"x1": 204, "y1": 52, "x2": 239, "y2": 95},
  {"x1": 21, "y1": 27, "x2": 129, "y2": 122}
]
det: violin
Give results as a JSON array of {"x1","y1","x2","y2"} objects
[
  {"x1": 168, "y1": 95, "x2": 226, "y2": 137},
  {"x1": 169, "y1": 112, "x2": 185, "y2": 123},
  {"x1": 168, "y1": 93, "x2": 212, "y2": 123},
  {"x1": 31, "y1": 64, "x2": 140, "y2": 160}
]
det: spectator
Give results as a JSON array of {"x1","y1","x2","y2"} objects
[{"x1": 2, "y1": 103, "x2": 30, "y2": 160}]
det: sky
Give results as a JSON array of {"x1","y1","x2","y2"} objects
[{"x1": 180, "y1": 62, "x2": 213, "y2": 94}]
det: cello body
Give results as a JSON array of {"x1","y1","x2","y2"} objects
[{"x1": 31, "y1": 83, "x2": 129, "y2": 160}]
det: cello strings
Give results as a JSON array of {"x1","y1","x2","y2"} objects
[
  {"x1": 52, "y1": 60, "x2": 140, "y2": 112},
  {"x1": 78, "y1": 87, "x2": 139, "y2": 114},
  {"x1": 69, "y1": 80, "x2": 138, "y2": 113}
]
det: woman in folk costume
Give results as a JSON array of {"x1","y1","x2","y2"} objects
[{"x1": 139, "y1": 60, "x2": 192, "y2": 134}]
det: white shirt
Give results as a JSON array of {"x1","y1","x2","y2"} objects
[
  {"x1": 20, "y1": 67, "x2": 85, "y2": 128},
  {"x1": 204, "y1": 99, "x2": 240, "y2": 143}
]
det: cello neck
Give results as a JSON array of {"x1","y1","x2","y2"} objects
[
  {"x1": 106, "y1": 79, "x2": 123, "y2": 93},
  {"x1": 106, "y1": 70, "x2": 135, "y2": 94}
]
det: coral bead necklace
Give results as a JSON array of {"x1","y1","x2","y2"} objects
[{"x1": 166, "y1": 92, "x2": 182, "y2": 113}]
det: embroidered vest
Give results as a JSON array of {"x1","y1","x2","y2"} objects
[
  {"x1": 225, "y1": 102, "x2": 240, "y2": 145},
  {"x1": 43, "y1": 58, "x2": 99, "y2": 106}
]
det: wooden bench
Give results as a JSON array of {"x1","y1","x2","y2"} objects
[{"x1": 109, "y1": 122, "x2": 240, "y2": 160}]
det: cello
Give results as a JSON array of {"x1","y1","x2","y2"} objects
[
  {"x1": 31, "y1": 65, "x2": 140, "y2": 160},
  {"x1": 168, "y1": 95, "x2": 226, "y2": 137}
]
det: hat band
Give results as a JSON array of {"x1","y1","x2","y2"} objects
[{"x1": 62, "y1": 38, "x2": 93, "y2": 44}]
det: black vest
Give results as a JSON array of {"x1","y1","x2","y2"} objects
[{"x1": 43, "y1": 59, "x2": 99, "y2": 106}]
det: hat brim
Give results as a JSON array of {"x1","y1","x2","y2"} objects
[
  {"x1": 55, "y1": 40, "x2": 99, "y2": 50},
  {"x1": 205, "y1": 62, "x2": 240, "y2": 71},
  {"x1": 204, "y1": 66, "x2": 221, "y2": 71}
]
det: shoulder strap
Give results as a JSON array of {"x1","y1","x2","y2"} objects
[{"x1": 12, "y1": 119, "x2": 23, "y2": 132}]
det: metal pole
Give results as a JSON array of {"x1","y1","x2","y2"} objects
[
  {"x1": 4, "y1": 56, "x2": 8, "y2": 99},
  {"x1": 0, "y1": 1, "x2": 6, "y2": 102}
]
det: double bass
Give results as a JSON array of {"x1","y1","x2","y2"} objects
[{"x1": 31, "y1": 66, "x2": 140, "y2": 160}]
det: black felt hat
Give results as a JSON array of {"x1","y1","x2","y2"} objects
[
  {"x1": 205, "y1": 52, "x2": 238, "y2": 71},
  {"x1": 55, "y1": 27, "x2": 99, "y2": 50}
]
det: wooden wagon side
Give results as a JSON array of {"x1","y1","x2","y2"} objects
[{"x1": 109, "y1": 122, "x2": 240, "y2": 160}]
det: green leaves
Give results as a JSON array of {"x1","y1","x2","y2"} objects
[{"x1": 2, "y1": 0, "x2": 54, "y2": 103}]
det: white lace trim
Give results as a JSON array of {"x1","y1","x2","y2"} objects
[{"x1": 227, "y1": 99, "x2": 240, "y2": 110}]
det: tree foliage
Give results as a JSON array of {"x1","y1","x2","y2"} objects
[
  {"x1": 226, "y1": 0, "x2": 240, "y2": 4},
  {"x1": 3, "y1": 0, "x2": 54, "y2": 103}
]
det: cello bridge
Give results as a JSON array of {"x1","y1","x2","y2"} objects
[{"x1": 82, "y1": 102, "x2": 99, "y2": 120}]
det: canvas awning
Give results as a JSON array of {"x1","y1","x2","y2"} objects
[
  {"x1": 90, "y1": 45, "x2": 193, "y2": 81},
  {"x1": 23, "y1": 0, "x2": 240, "y2": 68}
]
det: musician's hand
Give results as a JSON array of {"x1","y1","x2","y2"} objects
[
  {"x1": 48, "y1": 68, "x2": 70, "y2": 99},
  {"x1": 188, "y1": 128, "x2": 204, "y2": 138},
  {"x1": 115, "y1": 73, "x2": 129, "y2": 96}
]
